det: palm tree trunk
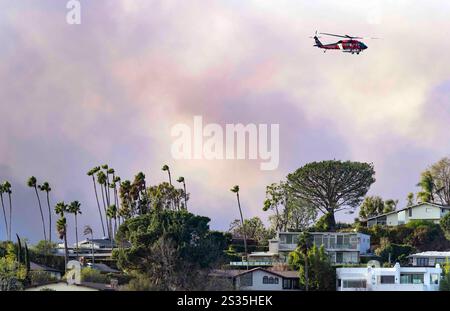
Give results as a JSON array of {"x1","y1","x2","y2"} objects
[
  {"x1": 46, "y1": 191, "x2": 52, "y2": 242},
  {"x1": 236, "y1": 192, "x2": 248, "y2": 270},
  {"x1": 167, "y1": 170, "x2": 172, "y2": 186},
  {"x1": 90, "y1": 233, "x2": 95, "y2": 264},
  {"x1": 183, "y1": 182, "x2": 188, "y2": 210},
  {"x1": 100, "y1": 185, "x2": 110, "y2": 238},
  {"x1": 7, "y1": 192, "x2": 12, "y2": 241},
  {"x1": 75, "y1": 214, "x2": 79, "y2": 261},
  {"x1": 0, "y1": 194, "x2": 8, "y2": 241},
  {"x1": 64, "y1": 231, "x2": 69, "y2": 271},
  {"x1": 92, "y1": 176, "x2": 106, "y2": 236},
  {"x1": 109, "y1": 218, "x2": 113, "y2": 240},
  {"x1": 34, "y1": 186, "x2": 47, "y2": 241}
]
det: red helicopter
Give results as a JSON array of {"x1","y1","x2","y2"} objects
[{"x1": 311, "y1": 32, "x2": 377, "y2": 55}]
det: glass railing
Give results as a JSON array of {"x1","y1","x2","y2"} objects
[
  {"x1": 316, "y1": 243, "x2": 357, "y2": 249},
  {"x1": 230, "y1": 261, "x2": 274, "y2": 266}
]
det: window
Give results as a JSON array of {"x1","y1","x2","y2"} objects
[
  {"x1": 400, "y1": 273, "x2": 424, "y2": 284},
  {"x1": 283, "y1": 279, "x2": 292, "y2": 289},
  {"x1": 336, "y1": 252, "x2": 344, "y2": 264},
  {"x1": 274, "y1": 278, "x2": 279, "y2": 284},
  {"x1": 409, "y1": 208, "x2": 412, "y2": 217},
  {"x1": 416, "y1": 258, "x2": 429, "y2": 266},
  {"x1": 268, "y1": 277, "x2": 274, "y2": 284},
  {"x1": 240, "y1": 273, "x2": 253, "y2": 287},
  {"x1": 380, "y1": 275, "x2": 395, "y2": 284},
  {"x1": 343, "y1": 280, "x2": 366, "y2": 288},
  {"x1": 262, "y1": 276, "x2": 269, "y2": 284},
  {"x1": 430, "y1": 274, "x2": 440, "y2": 285},
  {"x1": 323, "y1": 236, "x2": 329, "y2": 248},
  {"x1": 435, "y1": 258, "x2": 446, "y2": 264}
]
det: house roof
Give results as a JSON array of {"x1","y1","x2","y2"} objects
[
  {"x1": 365, "y1": 202, "x2": 450, "y2": 221},
  {"x1": 248, "y1": 252, "x2": 278, "y2": 257},
  {"x1": 233, "y1": 267, "x2": 299, "y2": 279},
  {"x1": 25, "y1": 281, "x2": 116, "y2": 291},
  {"x1": 408, "y1": 251, "x2": 450, "y2": 258},
  {"x1": 77, "y1": 238, "x2": 117, "y2": 247}
]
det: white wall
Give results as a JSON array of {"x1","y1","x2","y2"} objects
[
  {"x1": 410, "y1": 204, "x2": 441, "y2": 221},
  {"x1": 336, "y1": 265, "x2": 442, "y2": 291},
  {"x1": 386, "y1": 213, "x2": 398, "y2": 226},
  {"x1": 238, "y1": 270, "x2": 283, "y2": 291}
]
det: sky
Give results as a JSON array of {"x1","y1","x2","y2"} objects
[{"x1": 0, "y1": 0, "x2": 449, "y2": 243}]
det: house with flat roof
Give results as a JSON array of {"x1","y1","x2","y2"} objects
[
  {"x1": 272, "y1": 231, "x2": 371, "y2": 265},
  {"x1": 366, "y1": 202, "x2": 450, "y2": 227},
  {"x1": 336, "y1": 262, "x2": 442, "y2": 291},
  {"x1": 230, "y1": 231, "x2": 371, "y2": 267},
  {"x1": 55, "y1": 238, "x2": 130, "y2": 262},
  {"x1": 408, "y1": 251, "x2": 450, "y2": 267}
]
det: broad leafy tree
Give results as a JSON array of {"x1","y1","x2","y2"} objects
[
  {"x1": 359, "y1": 196, "x2": 398, "y2": 219},
  {"x1": 429, "y1": 157, "x2": 450, "y2": 205},
  {"x1": 228, "y1": 217, "x2": 274, "y2": 246},
  {"x1": 114, "y1": 209, "x2": 230, "y2": 290},
  {"x1": 287, "y1": 160, "x2": 376, "y2": 231},
  {"x1": 264, "y1": 181, "x2": 317, "y2": 232}
]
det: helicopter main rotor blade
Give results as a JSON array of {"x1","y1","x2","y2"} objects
[
  {"x1": 319, "y1": 32, "x2": 348, "y2": 38},
  {"x1": 320, "y1": 32, "x2": 364, "y2": 39}
]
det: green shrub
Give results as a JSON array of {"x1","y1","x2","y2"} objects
[
  {"x1": 121, "y1": 273, "x2": 155, "y2": 291},
  {"x1": 80, "y1": 268, "x2": 109, "y2": 284},
  {"x1": 30, "y1": 271, "x2": 57, "y2": 286},
  {"x1": 375, "y1": 238, "x2": 415, "y2": 265}
]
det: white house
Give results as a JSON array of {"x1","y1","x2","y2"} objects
[
  {"x1": 367, "y1": 202, "x2": 450, "y2": 227},
  {"x1": 233, "y1": 267, "x2": 300, "y2": 291},
  {"x1": 408, "y1": 251, "x2": 450, "y2": 267},
  {"x1": 230, "y1": 231, "x2": 371, "y2": 267},
  {"x1": 336, "y1": 263, "x2": 442, "y2": 291},
  {"x1": 270, "y1": 231, "x2": 371, "y2": 265}
]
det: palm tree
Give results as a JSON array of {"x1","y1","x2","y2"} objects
[
  {"x1": 112, "y1": 175, "x2": 121, "y2": 216},
  {"x1": 2, "y1": 182, "x2": 12, "y2": 241},
  {"x1": 231, "y1": 185, "x2": 248, "y2": 270},
  {"x1": 0, "y1": 184, "x2": 8, "y2": 240},
  {"x1": 83, "y1": 225, "x2": 95, "y2": 264},
  {"x1": 176, "y1": 176, "x2": 188, "y2": 210},
  {"x1": 38, "y1": 182, "x2": 52, "y2": 242},
  {"x1": 102, "y1": 165, "x2": 112, "y2": 207},
  {"x1": 107, "y1": 205, "x2": 117, "y2": 239},
  {"x1": 68, "y1": 201, "x2": 82, "y2": 260},
  {"x1": 27, "y1": 176, "x2": 47, "y2": 241},
  {"x1": 97, "y1": 171, "x2": 110, "y2": 238},
  {"x1": 162, "y1": 165, "x2": 172, "y2": 186},
  {"x1": 106, "y1": 205, "x2": 116, "y2": 249},
  {"x1": 55, "y1": 201, "x2": 68, "y2": 269},
  {"x1": 87, "y1": 167, "x2": 106, "y2": 236}
]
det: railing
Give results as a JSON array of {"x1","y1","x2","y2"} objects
[
  {"x1": 230, "y1": 261, "x2": 274, "y2": 266},
  {"x1": 327, "y1": 243, "x2": 358, "y2": 250}
]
